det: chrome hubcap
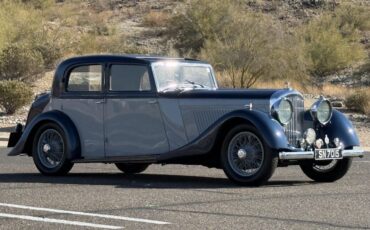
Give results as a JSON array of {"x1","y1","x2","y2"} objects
[
  {"x1": 237, "y1": 149, "x2": 247, "y2": 159},
  {"x1": 43, "y1": 144, "x2": 51, "y2": 153}
]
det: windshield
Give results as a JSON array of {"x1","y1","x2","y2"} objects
[{"x1": 152, "y1": 61, "x2": 217, "y2": 91}]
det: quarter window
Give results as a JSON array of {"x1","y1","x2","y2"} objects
[
  {"x1": 67, "y1": 65, "x2": 102, "y2": 92},
  {"x1": 110, "y1": 65, "x2": 151, "y2": 91}
]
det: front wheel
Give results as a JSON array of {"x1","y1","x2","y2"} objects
[
  {"x1": 221, "y1": 124, "x2": 278, "y2": 186},
  {"x1": 32, "y1": 123, "x2": 74, "y2": 176},
  {"x1": 299, "y1": 158, "x2": 352, "y2": 182}
]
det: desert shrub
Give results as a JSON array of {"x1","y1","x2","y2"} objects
[
  {"x1": 74, "y1": 33, "x2": 148, "y2": 55},
  {"x1": 167, "y1": 0, "x2": 308, "y2": 87},
  {"x1": 345, "y1": 91, "x2": 370, "y2": 115},
  {"x1": 142, "y1": 11, "x2": 169, "y2": 27},
  {"x1": 0, "y1": 1, "x2": 65, "y2": 72},
  {"x1": 201, "y1": 13, "x2": 307, "y2": 88},
  {"x1": 0, "y1": 80, "x2": 33, "y2": 115},
  {"x1": 301, "y1": 14, "x2": 366, "y2": 84},
  {"x1": 334, "y1": 5, "x2": 370, "y2": 36},
  {"x1": 0, "y1": 1, "x2": 42, "y2": 52},
  {"x1": 34, "y1": 41, "x2": 63, "y2": 69},
  {"x1": 165, "y1": 0, "x2": 236, "y2": 56},
  {"x1": 0, "y1": 44, "x2": 44, "y2": 82},
  {"x1": 88, "y1": 0, "x2": 124, "y2": 12},
  {"x1": 21, "y1": 0, "x2": 54, "y2": 9}
]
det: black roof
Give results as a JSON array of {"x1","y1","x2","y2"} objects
[{"x1": 59, "y1": 54, "x2": 208, "y2": 65}]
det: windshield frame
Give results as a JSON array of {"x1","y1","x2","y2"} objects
[{"x1": 151, "y1": 61, "x2": 218, "y2": 92}]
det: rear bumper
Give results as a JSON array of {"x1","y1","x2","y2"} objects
[
  {"x1": 7, "y1": 124, "x2": 23, "y2": 148},
  {"x1": 279, "y1": 147, "x2": 365, "y2": 160}
]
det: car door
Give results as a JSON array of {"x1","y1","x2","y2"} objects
[
  {"x1": 104, "y1": 63, "x2": 169, "y2": 157},
  {"x1": 60, "y1": 64, "x2": 105, "y2": 159}
]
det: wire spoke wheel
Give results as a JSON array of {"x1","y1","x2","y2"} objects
[
  {"x1": 227, "y1": 131, "x2": 264, "y2": 177},
  {"x1": 37, "y1": 129, "x2": 65, "y2": 169}
]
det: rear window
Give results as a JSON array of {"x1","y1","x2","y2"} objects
[
  {"x1": 67, "y1": 65, "x2": 102, "y2": 92},
  {"x1": 110, "y1": 65, "x2": 151, "y2": 91}
]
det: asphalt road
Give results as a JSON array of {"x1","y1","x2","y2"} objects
[{"x1": 0, "y1": 148, "x2": 369, "y2": 230}]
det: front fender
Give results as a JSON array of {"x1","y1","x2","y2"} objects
[
  {"x1": 225, "y1": 110, "x2": 289, "y2": 149},
  {"x1": 322, "y1": 109, "x2": 360, "y2": 148},
  {"x1": 8, "y1": 110, "x2": 81, "y2": 160},
  {"x1": 159, "y1": 109, "x2": 289, "y2": 161}
]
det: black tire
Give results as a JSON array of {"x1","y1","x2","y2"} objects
[
  {"x1": 115, "y1": 163, "x2": 149, "y2": 174},
  {"x1": 299, "y1": 158, "x2": 352, "y2": 182},
  {"x1": 32, "y1": 123, "x2": 73, "y2": 176},
  {"x1": 220, "y1": 124, "x2": 278, "y2": 186}
]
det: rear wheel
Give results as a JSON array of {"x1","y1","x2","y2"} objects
[
  {"x1": 299, "y1": 158, "x2": 352, "y2": 182},
  {"x1": 32, "y1": 123, "x2": 73, "y2": 176},
  {"x1": 221, "y1": 124, "x2": 278, "y2": 186},
  {"x1": 115, "y1": 163, "x2": 149, "y2": 174}
]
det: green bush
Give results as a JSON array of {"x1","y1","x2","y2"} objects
[
  {"x1": 0, "y1": 80, "x2": 33, "y2": 115},
  {"x1": 165, "y1": 0, "x2": 236, "y2": 56},
  {"x1": 200, "y1": 12, "x2": 307, "y2": 88},
  {"x1": 335, "y1": 5, "x2": 370, "y2": 35},
  {"x1": 345, "y1": 91, "x2": 370, "y2": 115},
  {"x1": 0, "y1": 44, "x2": 44, "y2": 82},
  {"x1": 34, "y1": 41, "x2": 63, "y2": 69},
  {"x1": 301, "y1": 14, "x2": 366, "y2": 84}
]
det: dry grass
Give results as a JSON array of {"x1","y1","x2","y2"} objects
[{"x1": 142, "y1": 11, "x2": 169, "y2": 27}]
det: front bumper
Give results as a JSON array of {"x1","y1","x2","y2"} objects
[{"x1": 279, "y1": 147, "x2": 365, "y2": 160}]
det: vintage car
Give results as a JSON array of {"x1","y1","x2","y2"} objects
[{"x1": 7, "y1": 55, "x2": 365, "y2": 186}]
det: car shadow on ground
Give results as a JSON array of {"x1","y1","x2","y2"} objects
[{"x1": 0, "y1": 173, "x2": 316, "y2": 189}]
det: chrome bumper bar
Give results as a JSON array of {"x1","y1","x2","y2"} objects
[{"x1": 279, "y1": 147, "x2": 366, "y2": 160}]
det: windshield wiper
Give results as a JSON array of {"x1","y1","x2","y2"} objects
[
  {"x1": 184, "y1": 80, "x2": 207, "y2": 88},
  {"x1": 160, "y1": 85, "x2": 186, "y2": 93},
  {"x1": 160, "y1": 80, "x2": 209, "y2": 92}
]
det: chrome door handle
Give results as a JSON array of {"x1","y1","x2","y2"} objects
[
  {"x1": 96, "y1": 99, "x2": 106, "y2": 104},
  {"x1": 148, "y1": 100, "x2": 158, "y2": 104}
]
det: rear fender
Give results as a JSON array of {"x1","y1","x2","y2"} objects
[{"x1": 8, "y1": 110, "x2": 81, "y2": 160}]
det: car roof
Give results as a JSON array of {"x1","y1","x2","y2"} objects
[
  {"x1": 59, "y1": 54, "x2": 208, "y2": 65},
  {"x1": 52, "y1": 55, "x2": 209, "y2": 97}
]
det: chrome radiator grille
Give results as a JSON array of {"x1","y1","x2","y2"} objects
[{"x1": 285, "y1": 95, "x2": 304, "y2": 147}]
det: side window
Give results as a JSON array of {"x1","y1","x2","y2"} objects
[
  {"x1": 67, "y1": 65, "x2": 102, "y2": 92},
  {"x1": 110, "y1": 65, "x2": 151, "y2": 91}
]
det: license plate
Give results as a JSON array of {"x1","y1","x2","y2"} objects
[{"x1": 314, "y1": 148, "x2": 343, "y2": 160}]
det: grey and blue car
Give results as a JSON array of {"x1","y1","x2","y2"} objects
[{"x1": 7, "y1": 55, "x2": 365, "y2": 185}]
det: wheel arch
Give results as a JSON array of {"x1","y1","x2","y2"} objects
[
  {"x1": 214, "y1": 110, "x2": 289, "y2": 150},
  {"x1": 8, "y1": 110, "x2": 81, "y2": 160}
]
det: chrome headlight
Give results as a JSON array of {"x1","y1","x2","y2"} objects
[
  {"x1": 310, "y1": 96, "x2": 332, "y2": 125},
  {"x1": 272, "y1": 98, "x2": 293, "y2": 125}
]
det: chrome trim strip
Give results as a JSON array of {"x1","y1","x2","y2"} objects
[{"x1": 279, "y1": 148, "x2": 365, "y2": 160}]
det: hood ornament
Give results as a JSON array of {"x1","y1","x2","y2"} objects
[{"x1": 285, "y1": 81, "x2": 292, "y2": 90}]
